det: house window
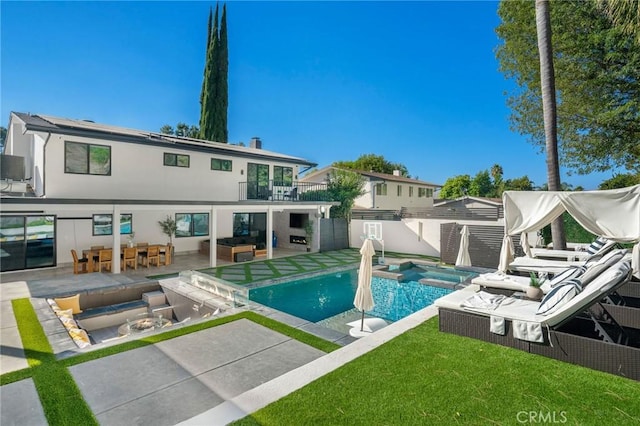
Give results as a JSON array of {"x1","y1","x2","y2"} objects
[
  {"x1": 375, "y1": 183, "x2": 387, "y2": 196},
  {"x1": 419, "y1": 188, "x2": 434, "y2": 197},
  {"x1": 409, "y1": 186, "x2": 414, "y2": 197},
  {"x1": 65, "y1": 141, "x2": 111, "y2": 175},
  {"x1": 211, "y1": 158, "x2": 232, "y2": 171},
  {"x1": 274, "y1": 166, "x2": 293, "y2": 186},
  {"x1": 164, "y1": 153, "x2": 190, "y2": 168},
  {"x1": 397, "y1": 185, "x2": 402, "y2": 196},
  {"x1": 175, "y1": 213, "x2": 209, "y2": 237},
  {"x1": 92, "y1": 214, "x2": 132, "y2": 236}
]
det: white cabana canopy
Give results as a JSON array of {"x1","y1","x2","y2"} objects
[{"x1": 498, "y1": 184, "x2": 640, "y2": 277}]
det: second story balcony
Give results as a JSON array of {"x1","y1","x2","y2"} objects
[{"x1": 239, "y1": 181, "x2": 330, "y2": 202}]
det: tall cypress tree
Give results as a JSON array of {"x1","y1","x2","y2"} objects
[
  {"x1": 216, "y1": 4, "x2": 228, "y2": 143},
  {"x1": 199, "y1": 3, "x2": 228, "y2": 143},
  {"x1": 199, "y1": 7, "x2": 213, "y2": 109}
]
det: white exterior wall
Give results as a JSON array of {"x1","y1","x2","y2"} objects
[
  {"x1": 41, "y1": 133, "x2": 300, "y2": 201},
  {"x1": 350, "y1": 217, "x2": 504, "y2": 259},
  {"x1": 358, "y1": 181, "x2": 435, "y2": 210},
  {"x1": 357, "y1": 181, "x2": 375, "y2": 208}
]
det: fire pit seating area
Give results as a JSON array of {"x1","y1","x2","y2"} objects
[
  {"x1": 46, "y1": 281, "x2": 172, "y2": 349},
  {"x1": 199, "y1": 236, "x2": 258, "y2": 262}
]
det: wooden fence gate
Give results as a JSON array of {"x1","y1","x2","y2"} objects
[
  {"x1": 440, "y1": 223, "x2": 524, "y2": 269},
  {"x1": 319, "y1": 218, "x2": 349, "y2": 252}
]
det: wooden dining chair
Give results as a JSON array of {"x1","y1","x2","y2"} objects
[
  {"x1": 121, "y1": 247, "x2": 138, "y2": 271},
  {"x1": 141, "y1": 245, "x2": 160, "y2": 268},
  {"x1": 90, "y1": 245, "x2": 104, "y2": 265},
  {"x1": 97, "y1": 249, "x2": 112, "y2": 272},
  {"x1": 71, "y1": 249, "x2": 89, "y2": 274},
  {"x1": 159, "y1": 243, "x2": 172, "y2": 266},
  {"x1": 136, "y1": 242, "x2": 149, "y2": 264}
]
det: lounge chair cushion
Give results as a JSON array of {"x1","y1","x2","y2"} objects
[
  {"x1": 54, "y1": 294, "x2": 82, "y2": 314},
  {"x1": 536, "y1": 279, "x2": 582, "y2": 315},
  {"x1": 586, "y1": 237, "x2": 607, "y2": 255},
  {"x1": 546, "y1": 266, "x2": 585, "y2": 289}
]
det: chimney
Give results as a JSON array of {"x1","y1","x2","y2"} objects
[
  {"x1": 250, "y1": 137, "x2": 262, "y2": 149},
  {"x1": 393, "y1": 170, "x2": 401, "y2": 176}
]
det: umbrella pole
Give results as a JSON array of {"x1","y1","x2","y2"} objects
[{"x1": 360, "y1": 310, "x2": 365, "y2": 331}]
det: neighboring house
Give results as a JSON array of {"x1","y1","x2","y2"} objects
[
  {"x1": 433, "y1": 196, "x2": 502, "y2": 210},
  {"x1": 0, "y1": 112, "x2": 334, "y2": 273},
  {"x1": 300, "y1": 166, "x2": 441, "y2": 210}
]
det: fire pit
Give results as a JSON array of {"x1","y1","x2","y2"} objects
[{"x1": 118, "y1": 316, "x2": 172, "y2": 336}]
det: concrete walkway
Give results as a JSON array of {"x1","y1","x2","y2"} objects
[{"x1": 0, "y1": 250, "x2": 439, "y2": 425}]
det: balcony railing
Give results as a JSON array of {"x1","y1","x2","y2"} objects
[{"x1": 238, "y1": 180, "x2": 330, "y2": 202}]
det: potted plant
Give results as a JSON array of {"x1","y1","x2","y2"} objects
[
  {"x1": 304, "y1": 219, "x2": 314, "y2": 252},
  {"x1": 526, "y1": 272, "x2": 543, "y2": 300},
  {"x1": 158, "y1": 215, "x2": 177, "y2": 246},
  {"x1": 127, "y1": 231, "x2": 136, "y2": 248}
]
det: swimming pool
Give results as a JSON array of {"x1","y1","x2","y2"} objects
[{"x1": 249, "y1": 267, "x2": 459, "y2": 323}]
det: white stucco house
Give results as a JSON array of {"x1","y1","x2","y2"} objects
[
  {"x1": 0, "y1": 112, "x2": 334, "y2": 273},
  {"x1": 300, "y1": 166, "x2": 441, "y2": 210}
]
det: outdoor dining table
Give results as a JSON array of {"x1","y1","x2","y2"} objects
[{"x1": 82, "y1": 243, "x2": 171, "y2": 272}]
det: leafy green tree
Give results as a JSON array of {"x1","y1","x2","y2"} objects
[
  {"x1": 159, "y1": 123, "x2": 200, "y2": 138},
  {"x1": 160, "y1": 125, "x2": 174, "y2": 135},
  {"x1": 326, "y1": 170, "x2": 366, "y2": 220},
  {"x1": 496, "y1": 0, "x2": 640, "y2": 175},
  {"x1": 439, "y1": 175, "x2": 472, "y2": 199},
  {"x1": 599, "y1": 173, "x2": 640, "y2": 189},
  {"x1": 469, "y1": 170, "x2": 494, "y2": 197},
  {"x1": 333, "y1": 154, "x2": 409, "y2": 177},
  {"x1": 504, "y1": 176, "x2": 534, "y2": 191},
  {"x1": 0, "y1": 126, "x2": 7, "y2": 149},
  {"x1": 200, "y1": 3, "x2": 228, "y2": 143}
]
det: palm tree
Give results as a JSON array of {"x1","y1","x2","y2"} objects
[
  {"x1": 596, "y1": 0, "x2": 640, "y2": 44},
  {"x1": 535, "y1": 0, "x2": 566, "y2": 249}
]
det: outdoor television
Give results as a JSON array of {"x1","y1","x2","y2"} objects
[{"x1": 289, "y1": 213, "x2": 308, "y2": 229}]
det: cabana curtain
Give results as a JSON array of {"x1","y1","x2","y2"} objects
[{"x1": 498, "y1": 185, "x2": 640, "y2": 277}]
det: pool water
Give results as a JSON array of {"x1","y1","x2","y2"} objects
[
  {"x1": 250, "y1": 271, "x2": 358, "y2": 322},
  {"x1": 401, "y1": 265, "x2": 477, "y2": 284},
  {"x1": 249, "y1": 268, "x2": 455, "y2": 323}
]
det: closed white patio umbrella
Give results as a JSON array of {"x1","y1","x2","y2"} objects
[
  {"x1": 455, "y1": 225, "x2": 472, "y2": 267},
  {"x1": 354, "y1": 238, "x2": 375, "y2": 331}
]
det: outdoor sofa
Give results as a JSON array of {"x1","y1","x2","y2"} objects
[{"x1": 200, "y1": 237, "x2": 257, "y2": 262}]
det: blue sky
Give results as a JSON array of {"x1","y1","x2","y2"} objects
[{"x1": 1, "y1": 1, "x2": 618, "y2": 190}]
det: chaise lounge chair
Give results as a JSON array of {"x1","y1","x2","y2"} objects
[
  {"x1": 435, "y1": 256, "x2": 640, "y2": 379},
  {"x1": 529, "y1": 237, "x2": 616, "y2": 261},
  {"x1": 472, "y1": 249, "x2": 628, "y2": 295},
  {"x1": 508, "y1": 238, "x2": 618, "y2": 275}
]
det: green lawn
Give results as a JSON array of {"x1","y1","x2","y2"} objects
[{"x1": 234, "y1": 318, "x2": 640, "y2": 425}]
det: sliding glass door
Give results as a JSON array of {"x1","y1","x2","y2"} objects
[
  {"x1": 0, "y1": 215, "x2": 56, "y2": 272},
  {"x1": 247, "y1": 163, "x2": 270, "y2": 200}
]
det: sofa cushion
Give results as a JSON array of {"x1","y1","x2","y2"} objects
[{"x1": 54, "y1": 294, "x2": 82, "y2": 314}]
